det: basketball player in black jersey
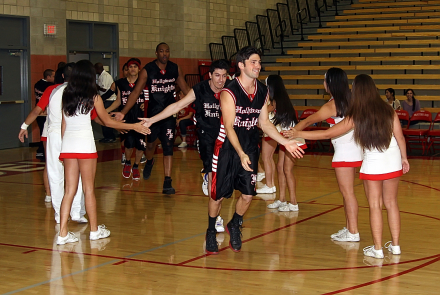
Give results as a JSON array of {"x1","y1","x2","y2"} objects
[
  {"x1": 207, "y1": 47, "x2": 304, "y2": 254},
  {"x1": 114, "y1": 43, "x2": 190, "y2": 194},
  {"x1": 140, "y1": 59, "x2": 230, "y2": 231},
  {"x1": 107, "y1": 58, "x2": 146, "y2": 180}
]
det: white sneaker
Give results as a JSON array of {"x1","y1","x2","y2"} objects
[
  {"x1": 45, "y1": 195, "x2": 52, "y2": 203},
  {"x1": 121, "y1": 153, "x2": 126, "y2": 165},
  {"x1": 363, "y1": 245, "x2": 384, "y2": 259},
  {"x1": 72, "y1": 216, "x2": 88, "y2": 224},
  {"x1": 57, "y1": 232, "x2": 79, "y2": 245},
  {"x1": 384, "y1": 241, "x2": 401, "y2": 255},
  {"x1": 257, "y1": 172, "x2": 265, "y2": 182},
  {"x1": 202, "y1": 173, "x2": 209, "y2": 196},
  {"x1": 140, "y1": 154, "x2": 147, "y2": 164},
  {"x1": 90, "y1": 225, "x2": 111, "y2": 240},
  {"x1": 215, "y1": 216, "x2": 225, "y2": 233},
  {"x1": 330, "y1": 227, "x2": 348, "y2": 239},
  {"x1": 178, "y1": 142, "x2": 188, "y2": 148},
  {"x1": 278, "y1": 203, "x2": 299, "y2": 212},
  {"x1": 332, "y1": 231, "x2": 360, "y2": 242},
  {"x1": 267, "y1": 200, "x2": 286, "y2": 209},
  {"x1": 257, "y1": 184, "x2": 276, "y2": 194}
]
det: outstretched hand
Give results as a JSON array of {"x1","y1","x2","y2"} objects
[
  {"x1": 18, "y1": 129, "x2": 28, "y2": 143},
  {"x1": 138, "y1": 117, "x2": 153, "y2": 128},
  {"x1": 284, "y1": 140, "x2": 305, "y2": 158},
  {"x1": 283, "y1": 127, "x2": 298, "y2": 140},
  {"x1": 111, "y1": 112, "x2": 125, "y2": 121},
  {"x1": 133, "y1": 122, "x2": 151, "y2": 135}
]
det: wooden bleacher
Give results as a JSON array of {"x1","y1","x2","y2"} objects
[{"x1": 262, "y1": 0, "x2": 440, "y2": 110}]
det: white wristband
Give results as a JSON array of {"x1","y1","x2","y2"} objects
[{"x1": 21, "y1": 122, "x2": 29, "y2": 130}]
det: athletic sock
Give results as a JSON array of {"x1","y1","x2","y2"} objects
[
  {"x1": 165, "y1": 176, "x2": 171, "y2": 181},
  {"x1": 133, "y1": 163, "x2": 138, "y2": 169},
  {"x1": 231, "y1": 212, "x2": 243, "y2": 226},
  {"x1": 125, "y1": 160, "x2": 131, "y2": 165},
  {"x1": 146, "y1": 158, "x2": 154, "y2": 165},
  {"x1": 208, "y1": 215, "x2": 216, "y2": 231}
]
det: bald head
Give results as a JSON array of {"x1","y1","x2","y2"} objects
[{"x1": 94, "y1": 62, "x2": 104, "y2": 74}]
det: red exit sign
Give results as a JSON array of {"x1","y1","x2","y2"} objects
[{"x1": 44, "y1": 24, "x2": 57, "y2": 36}]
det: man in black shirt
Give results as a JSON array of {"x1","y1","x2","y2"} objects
[
  {"x1": 34, "y1": 69, "x2": 55, "y2": 158},
  {"x1": 114, "y1": 43, "x2": 190, "y2": 194}
]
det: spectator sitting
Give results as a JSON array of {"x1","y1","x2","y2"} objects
[
  {"x1": 401, "y1": 89, "x2": 421, "y2": 125},
  {"x1": 385, "y1": 88, "x2": 400, "y2": 110}
]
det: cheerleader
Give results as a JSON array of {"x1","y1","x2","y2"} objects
[
  {"x1": 284, "y1": 67, "x2": 362, "y2": 242},
  {"x1": 291, "y1": 74, "x2": 409, "y2": 258},
  {"x1": 265, "y1": 75, "x2": 305, "y2": 212},
  {"x1": 57, "y1": 60, "x2": 150, "y2": 245}
]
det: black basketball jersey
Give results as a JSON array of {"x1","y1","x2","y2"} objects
[
  {"x1": 191, "y1": 80, "x2": 221, "y2": 133},
  {"x1": 34, "y1": 79, "x2": 54, "y2": 105},
  {"x1": 145, "y1": 60, "x2": 178, "y2": 118},
  {"x1": 115, "y1": 78, "x2": 145, "y2": 123},
  {"x1": 216, "y1": 77, "x2": 268, "y2": 153}
]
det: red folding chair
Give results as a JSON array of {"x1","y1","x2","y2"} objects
[
  {"x1": 427, "y1": 112, "x2": 440, "y2": 154},
  {"x1": 396, "y1": 109, "x2": 410, "y2": 130},
  {"x1": 402, "y1": 110, "x2": 432, "y2": 154}
]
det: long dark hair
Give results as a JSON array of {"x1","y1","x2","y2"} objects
[
  {"x1": 404, "y1": 88, "x2": 417, "y2": 111},
  {"x1": 266, "y1": 75, "x2": 298, "y2": 128},
  {"x1": 347, "y1": 74, "x2": 394, "y2": 152},
  {"x1": 62, "y1": 60, "x2": 98, "y2": 117},
  {"x1": 325, "y1": 67, "x2": 351, "y2": 117}
]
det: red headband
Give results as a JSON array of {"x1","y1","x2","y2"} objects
[{"x1": 127, "y1": 60, "x2": 140, "y2": 68}]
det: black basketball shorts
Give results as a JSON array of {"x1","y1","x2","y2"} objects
[{"x1": 211, "y1": 148, "x2": 259, "y2": 200}]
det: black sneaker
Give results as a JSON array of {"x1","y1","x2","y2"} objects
[
  {"x1": 226, "y1": 221, "x2": 242, "y2": 252},
  {"x1": 205, "y1": 229, "x2": 219, "y2": 255},
  {"x1": 143, "y1": 158, "x2": 155, "y2": 180},
  {"x1": 162, "y1": 178, "x2": 175, "y2": 194}
]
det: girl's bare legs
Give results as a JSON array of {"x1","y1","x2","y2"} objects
[
  {"x1": 382, "y1": 177, "x2": 401, "y2": 246},
  {"x1": 335, "y1": 167, "x2": 359, "y2": 234},
  {"x1": 283, "y1": 152, "x2": 297, "y2": 205},
  {"x1": 261, "y1": 139, "x2": 277, "y2": 187},
  {"x1": 59, "y1": 159, "x2": 80, "y2": 237},
  {"x1": 363, "y1": 180, "x2": 384, "y2": 250},
  {"x1": 78, "y1": 158, "x2": 98, "y2": 232},
  {"x1": 277, "y1": 150, "x2": 287, "y2": 202}
]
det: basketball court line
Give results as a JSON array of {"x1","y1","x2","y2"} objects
[{"x1": 1, "y1": 201, "x2": 343, "y2": 294}]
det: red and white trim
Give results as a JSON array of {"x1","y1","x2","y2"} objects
[
  {"x1": 360, "y1": 169, "x2": 403, "y2": 180},
  {"x1": 236, "y1": 77, "x2": 257, "y2": 102},
  {"x1": 221, "y1": 88, "x2": 237, "y2": 104},
  {"x1": 59, "y1": 152, "x2": 98, "y2": 160},
  {"x1": 41, "y1": 137, "x2": 47, "y2": 142},
  {"x1": 332, "y1": 161, "x2": 363, "y2": 168}
]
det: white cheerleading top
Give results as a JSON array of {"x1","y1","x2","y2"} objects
[{"x1": 59, "y1": 107, "x2": 97, "y2": 159}]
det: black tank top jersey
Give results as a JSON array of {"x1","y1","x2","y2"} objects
[
  {"x1": 191, "y1": 80, "x2": 221, "y2": 133},
  {"x1": 144, "y1": 60, "x2": 179, "y2": 118},
  {"x1": 218, "y1": 78, "x2": 268, "y2": 153},
  {"x1": 115, "y1": 78, "x2": 145, "y2": 123}
]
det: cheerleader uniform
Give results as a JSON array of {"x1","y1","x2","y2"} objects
[
  {"x1": 263, "y1": 111, "x2": 281, "y2": 141},
  {"x1": 359, "y1": 136, "x2": 403, "y2": 180},
  {"x1": 326, "y1": 115, "x2": 363, "y2": 168},
  {"x1": 41, "y1": 120, "x2": 48, "y2": 142},
  {"x1": 59, "y1": 108, "x2": 98, "y2": 160}
]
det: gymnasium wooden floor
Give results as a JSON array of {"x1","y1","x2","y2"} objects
[{"x1": 0, "y1": 142, "x2": 439, "y2": 294}]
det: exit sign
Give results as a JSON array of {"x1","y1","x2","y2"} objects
[{"x1": 44, "y1": 24, "x2": 57, "y2": 37}]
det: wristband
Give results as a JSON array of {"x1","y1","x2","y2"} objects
[{"x1": 21, "y1": 122, "x2": 29, "y2": 130}]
